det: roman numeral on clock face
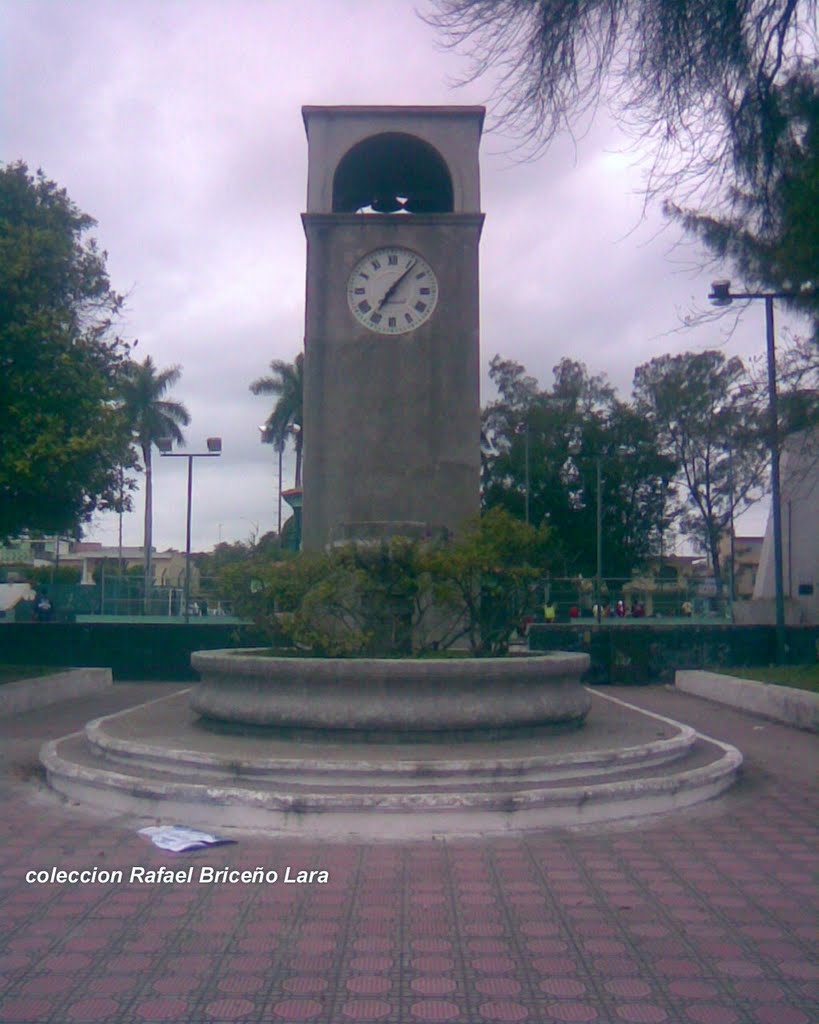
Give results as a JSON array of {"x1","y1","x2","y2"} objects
[{"x1": 348, "y1": 247, "x2": 438, "y2": 335}]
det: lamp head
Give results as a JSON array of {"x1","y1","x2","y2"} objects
[
  {"x1": 206, "y1": 437, "x2": 222, "y2": 454},
  {"x1": 157, "y1": 438, "x2": 173, "y2": 454},
  {"x1": 709, "y1": 280, "x2": 733, "y2": 307}
]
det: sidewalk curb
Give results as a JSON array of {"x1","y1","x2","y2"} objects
[
  {"x1": 675, "y1": 669, "x2": 819, "y2": 732},
  {"x1": 0, "y1": 668, "x2": 112, "y2": 715}
]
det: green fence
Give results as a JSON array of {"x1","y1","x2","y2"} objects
[
  {"x1": 540, "y1": 576, "x2": 732, "y2": 622},
  {"x1": 8, "y1": 578, "x2": 234, "y2": 621},
  {"x1": 529, "y1": 623, "x2": 819, "y2": 684},
  {"x1": 0, "y1": 622, "x2": 266, "y2": 681}
]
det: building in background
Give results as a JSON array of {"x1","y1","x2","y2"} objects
[{"x1": 751, "y1": 427, "x2": 819, "y2": 625}]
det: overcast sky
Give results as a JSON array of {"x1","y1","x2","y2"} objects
[{"x1": 3, "y1": 0, "x2": 804, "y2": 553}]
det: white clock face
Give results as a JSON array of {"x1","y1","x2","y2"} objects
[{"x1": 347, "y1": 247, "x2": 438, "y2": 335}]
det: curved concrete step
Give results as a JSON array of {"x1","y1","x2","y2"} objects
[
  {"x1": 40, "y1": 690, "x2": 742, "y2": 839},
  {"x1": 82, "y1": 691, "x2": 696, "y2": 788}
]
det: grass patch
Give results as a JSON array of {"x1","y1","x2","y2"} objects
[
  {"x1": 706, "y1": 664, "x2": 819, "y2": 693},
  {"x1": 0, "y1": 665, "x2": 67, "y2": 685}
]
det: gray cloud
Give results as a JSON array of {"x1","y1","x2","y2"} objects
[{"x1": 4, "y1": 0, "x2": 801, "y2": 550}]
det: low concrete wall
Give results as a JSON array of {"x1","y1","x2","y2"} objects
[
  {"x1": 0, "y1": 668, "x2": 112, "y2": 715},
  {"x1": 732, "y1": 598, "x2": 810, "y2": 626},
  {"x1": 191, "y1": 649, "x2": 591, "y2": 738},
  {"x1": 675, "y1": 670, "x2": 819, "y2": 732}
]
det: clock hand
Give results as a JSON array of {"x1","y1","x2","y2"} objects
[{"x1": 377, "y1": 259, "x2": 417, "y2": 310}]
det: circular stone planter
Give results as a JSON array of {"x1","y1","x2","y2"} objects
[{"x1": 190, "y1": 649, "x2": 591, "y2": 740}]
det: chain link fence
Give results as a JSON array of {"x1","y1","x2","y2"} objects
[
  {"x1": 535, "y1": 576, "x2": 732, "y2": 624},
  {"x1": 6, "y1": 572, "x2": 236, "y2": 622}
]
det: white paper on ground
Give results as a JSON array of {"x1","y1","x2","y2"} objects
[{"x1": 138, "y1": 825, "x2": 234, "y2": 852}]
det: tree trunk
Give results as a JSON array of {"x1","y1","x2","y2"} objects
[
  {"x1": 709, "y1": 532, "x2": 724, "y2": 601},
  {"x1": 142, "y1": 443, "x2": 153, "y2": 614}
]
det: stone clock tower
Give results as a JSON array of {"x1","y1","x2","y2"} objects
[{"x1": 301, "y1": 106, "x2": 484, "y2": 550}]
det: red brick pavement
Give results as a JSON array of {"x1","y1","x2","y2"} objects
[{"x1": 0, "y1": 683, "x2": 816, "y2": 1023}]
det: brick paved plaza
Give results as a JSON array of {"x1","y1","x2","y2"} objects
[{"x1": 0, "y1": 683, "x2": 816, "y2": 1024}]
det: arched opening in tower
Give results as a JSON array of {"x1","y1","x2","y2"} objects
[{"x1": 332, "y1": 132, "x2": 454, "y2": 214}]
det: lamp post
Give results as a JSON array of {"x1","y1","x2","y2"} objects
[
  {"x1": 515, "y1": 418, "x2": 531, "y2": 524},
  {"x1": 514, "y1": 413, "x2": 531, "y2": 525},
  {"x1": 709, "y1": 280, "x2": 791, "y2": 663},
  {"x1": 591, "y1": 445, "x2": 630, "y2": 623},
  {"x1": 158, "y1": 437, "x2": 222, "y2": 623},
  {"x1": 259, "y1": 425, "x2": 283, "y2": 536},
  {"x1": 524, "y1": 419, "x2": 530, "y2": 525},
  {"x1": 596, "y1": 454, "x2": 603, "y2": 623},
  {"x1": 728, "y1": 444, "x2": 736, "y2": 619}
]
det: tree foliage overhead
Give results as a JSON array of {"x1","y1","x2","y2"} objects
[
  {"x1": 425, "y1": 506, "x2": 554, "y2": 656},
  {"x1": 120, "y1": 356, "x2": 190, "y2": 460},
  {"x1": 0, "y1": 161, "x2": 133, "y2": 540},
  {"x1": 481, "y1": 355, "x2": 677, "y2": 579},
  {"x1": 633, "y1": 350, "x2": 768, "y2": 591},
  {"x1": 667, "y1": 66, "x2": 819, "y2": 336},
  {"x1": 425, "y1": 1, "x2": 817, "y2": 207},
  {"x1": 118, "y1": 355, "x2": 190, "y2": 594},
  {"x1": 217, "y1": 509, "x2": 552, "y2": 658},
  {"x1": 251, "y1": 352, "x2": 304, "y2": 487}
]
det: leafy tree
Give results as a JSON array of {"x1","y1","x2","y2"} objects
[
  {"x1": 633, "y1": 350, "x2": 768, "y2": 593},
  {"x1": 217, "y1": 549, "x2": 326, "y2": 649},
  {"x1": 667, "y1": 66, "x2": 819, "y2": 338},
  {"x1": 119, "y1": 355, "x2": 189, "y2": 600},
  {"x1": 215, "y1": 510, "x2": 552, "y2": 657},
  {"x1": 297, "y1": 539, "x2": 425, "y2": 657},
  {"x1": 482, "y1": 356, "x2": 676, "y2": 578},
  {"x1": 217, "y1": 540, "x2": 421, "y2": 657},
  {"x1": 194, "y1": 535, "x2": 278, "y2": 613},
  {"x1": 0, "y1": 162, "x2": 133, "y2": 539},
  {"x1": 0, "y1": 563, "x2": 81, "y2": 586},
  {"x1": 425, "y1": 1, "x2": 816, "y2": 214},
  {"x1": 251, "y1": 353, "x2": 304, "y2": 487},
  {"x1": 198, "y1": 533, "x2": 283, "y2": 573},
  {"x1": 605, "y1": 402, "x2": 679, "y2": 569},
  {"x1": 425, "y1": 507, "x2": 553, "y2": 656}
]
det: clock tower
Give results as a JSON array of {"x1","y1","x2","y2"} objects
[{"x1": 301, "y1": 106, "x2": 484, "y2": 550}]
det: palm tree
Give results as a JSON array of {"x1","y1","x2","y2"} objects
[
  {"x1": 251, "y1": 352, "x2": 304, "y2": 490},
  {"x1": 120, "y1": 356, "x2": 190, "y2": 607}
]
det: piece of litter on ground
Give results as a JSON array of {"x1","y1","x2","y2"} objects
[{"x1": 138, "y1": 825, "x2": 235, "y2": 852}]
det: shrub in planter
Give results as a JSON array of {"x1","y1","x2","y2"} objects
[{"x1": 216, "y1": 509, "x2": 553, "y2": 658}]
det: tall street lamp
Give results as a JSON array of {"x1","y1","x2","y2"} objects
[
  {"x1": 593, "y1": 445, "x2": 630, "y2": 624},
  {"x1": 709, "y1": 280, "x2": 791, "y2": 663},
  {"x1": 515, "y1": 417, "x2": 531, "y2": 525},
  {"x1": 158, "y1": 437, "x2": 222, "y2": 623},
  {"x1": 596, "y1": 454, "x2": 603, "y2": 624}
]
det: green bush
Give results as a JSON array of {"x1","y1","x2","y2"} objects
[
  {"x1": 0, "y1": 564, "x2": 81, "y2": 585},
  {"x1": 217, "y1": 509, "x2": 553, "y2": 657}
]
